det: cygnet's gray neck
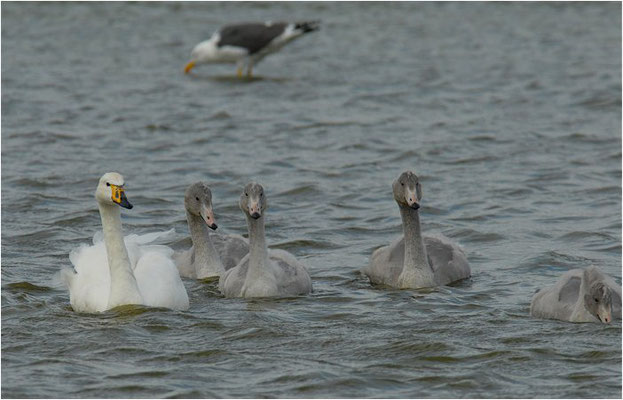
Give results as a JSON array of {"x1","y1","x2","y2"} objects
[
  {"x1": 186, "y1": 210, "x2": 224, "y2": 278},
  {"x1": 247, "y1": 214, "x2": 268, "y2": 261},
  {"x1": 244, "y1": 213, "x2": 270, "y2": 285},
  {"x1": 399, "y1": 204, "x2": 430, "y2": 271}
]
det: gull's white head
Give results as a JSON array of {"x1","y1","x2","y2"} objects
[
  {"x1": 95, "y1": 172, "x2": 133, "y2": 209},
  {"x1": 184, "y1": 37, "x2": 219, "y2": 74}
]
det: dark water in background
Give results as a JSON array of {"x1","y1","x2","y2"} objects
[{"x1": 1, "y1": 2, "x2": 621, "y2": 398}]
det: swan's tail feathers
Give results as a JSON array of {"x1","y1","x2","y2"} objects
[{"x1": 295, "y1": 21, "x2": 320, "y2": 34}]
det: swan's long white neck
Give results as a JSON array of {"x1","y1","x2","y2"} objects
[
  {"x1": 398, "y1": 204, "x2": 434, "y2": 287},
  {"x1": 98, "y1": 202, "x2": 142, "y2": 308},
  {"x1": 186, "y1": 210, "x2": 224, "y2": 278},
  {"x1": 245, "y1": 214, "x2": 269, "y2": 280}
]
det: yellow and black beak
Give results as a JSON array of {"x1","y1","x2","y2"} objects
[
  {"x1": 111, "y1": 185, "x2": 133, "y2": 209},
  {"x1": 184, "y1": 61, "x2": 195, "y2": 74}
]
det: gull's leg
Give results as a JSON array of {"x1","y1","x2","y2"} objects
[{"x1": 236, "y1": 60, "x2": 244, "y2": 78}]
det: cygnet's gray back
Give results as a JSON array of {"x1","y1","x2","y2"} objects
[
  {"x1": 424, "y1": 234, "x2": 470, "y2": 286},
  {"x1": 211, "y1": 234, "x2": 249, "y2": 270}
]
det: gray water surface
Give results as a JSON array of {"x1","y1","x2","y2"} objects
[{"x1": 1, "y1": 2, "x2": 621, "y2": 398}]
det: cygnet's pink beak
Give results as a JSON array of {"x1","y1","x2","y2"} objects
[
  {"x1": 200, "y1": 205, "x2": 218, "y2": 230},
  {"x1": 406, "y1": 188, "x2": 419, "y2": 210},
  {"x1": 599, "y1": 311, "x2": 612, "y2": 324},
  {"x1": 249, "y1": 199, "x2": 262, "y2": 219}
]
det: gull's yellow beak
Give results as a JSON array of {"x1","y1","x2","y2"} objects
[
  {"x1": 184, "y1": 61, "x2": 196, "y2": 74},
  {"x1": 111, "y1": 185, "x2": 133, "y2": 209}
]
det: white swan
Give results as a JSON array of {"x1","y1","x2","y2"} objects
[
  {"x1": 173, "y1": 182, "x2": 248, "y2": 279},
  {"x1": 530, "y1": 266, "x2": 622, "y2": 323},
  {"x1": 362, "y1": 170, "x2": 471, "y2": 289},
  {"x1": 219, "y1": 182, "x2": 313, "y2": 298},
  {"x1": 61, "y1": 172, "x2": 189, "y2": 312}
]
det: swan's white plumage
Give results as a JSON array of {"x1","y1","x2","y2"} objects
[
  {"x1": 62, "y1": 229, "x2": 189, "y2": 312},
  {"x1": 61, "y1": 172, "x2": 188, "y2": 313}
]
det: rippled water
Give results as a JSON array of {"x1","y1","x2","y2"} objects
[{"x1": 2, "y1": 2, "x2": 621, "y2": 398}]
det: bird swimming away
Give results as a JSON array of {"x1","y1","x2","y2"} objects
[{"x1": 184, "y1": 21, "x2": 320, "y2": 77}]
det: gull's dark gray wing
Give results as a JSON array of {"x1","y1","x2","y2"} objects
[{"x1": 218, "y1": 23, "x2": 288, "y2": 54}]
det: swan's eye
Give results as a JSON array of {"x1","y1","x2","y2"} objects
[
  {"x1": 195, "y1": 197, "x2": 199, "y2": 201},
  {"x1": 595, "y1": 298, "x2": 599, "y2": 303},
  {"x1": 400, "y1": 182, "x2": 404, "y2": 186},
  {"x1": 106, "y1": 182, "x2": 110, "y2": 187},
  {"x1": 245, "y1": 193, "x2": 248, "y2": 197},
  {"x1": 260, "y1": 192, "x2": 263, "y2": 197}
]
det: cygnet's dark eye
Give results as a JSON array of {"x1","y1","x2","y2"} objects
[
  {"x1": 260, "y1": 192, "x2": 263, "y2": 197},
  {"x1": 595, "y1": 298, "x2": 599, "y2": 303},
  {"x1": 400, "y1": 182, "x2": 404, "y2": 186},
  {"x1": 195, "y1": 197, "x2": 199, "y2": 201},
  {"x1": 106, "y1": 182, "x2": 110, "y2": 187},
  {"x1": 245, "y1": 192, "x2": 248, "y2": 197}
]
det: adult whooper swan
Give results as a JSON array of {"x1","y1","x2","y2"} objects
[
  {"x1": 184, "y1": 21, "x2": 319, "y2": 77},
  {"x1": 362, "y1": 170, "x2": 471, "y2": 289},
  {"x1": 219, "y1": 182, "x2": 312, "y2": 298},
  {"x1": 173, "y1": 182, "x2": 248, "y2": 279},
  {"x1": 530, "y1": 266, "x2": 621, "y2": 323},
  {"x1": 61, "y1": 172, "x2": 189, "y2": 313}
]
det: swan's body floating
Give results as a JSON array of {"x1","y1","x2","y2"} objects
[
  {"x1": 174, "y1": 182, "x2": 248, "y2": 279},
  {"x1": 61, "y1": 173, "x2": 189, "y2": 313},
  {"x1": 184, "y1": 21, "x2": 319, "y2": 77},
  {"x1": 219, "y1": 183, "x2": 312, "y2": 298},
  {"x1": 530, "y1": 266, "x2": 622, "y2": 323},
  {"x1": 362, "y1": 171, "x2": 471, "y2": 289}
]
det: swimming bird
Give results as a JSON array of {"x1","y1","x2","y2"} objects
[
  {"x1": 530, "y1": 266, "x2": 622, "y2": 323},
  {"x1": 362, "y1": 171, "x2": 471, "y2": 289},
  {"x1": 173, "y1": 182, "x2": 248, "y2": 279},
  {"x1": 61, "y1": 172, "x2": 189, "y2": 313},
  {"x1": 219, "y1": 182, "x2": 312, "y2": 298},
  {"x1": 184, "y1": 21, "x2": 320, "y2": 77}
]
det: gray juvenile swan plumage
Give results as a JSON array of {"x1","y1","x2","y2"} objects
[
  {"x1": 174, "y1": 182, "x2": 248, "y2": 279},
  {"x1": 530, "y1": 266, "x2": 622, "y2": 323},
  {"x1": 361, "y1": 170, "x2": 471, "y2": 289},
  {"x1": 219, "y1": 182, "x2": 312, "y2": 298}
]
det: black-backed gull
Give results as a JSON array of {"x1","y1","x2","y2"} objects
[{"x1": 184, "y1": 21, "x2": 319, "y2": 77}]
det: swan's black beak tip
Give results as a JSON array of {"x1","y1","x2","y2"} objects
[{"x1": 120, "y1": 199, "x2": 133, "y2": 209}]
